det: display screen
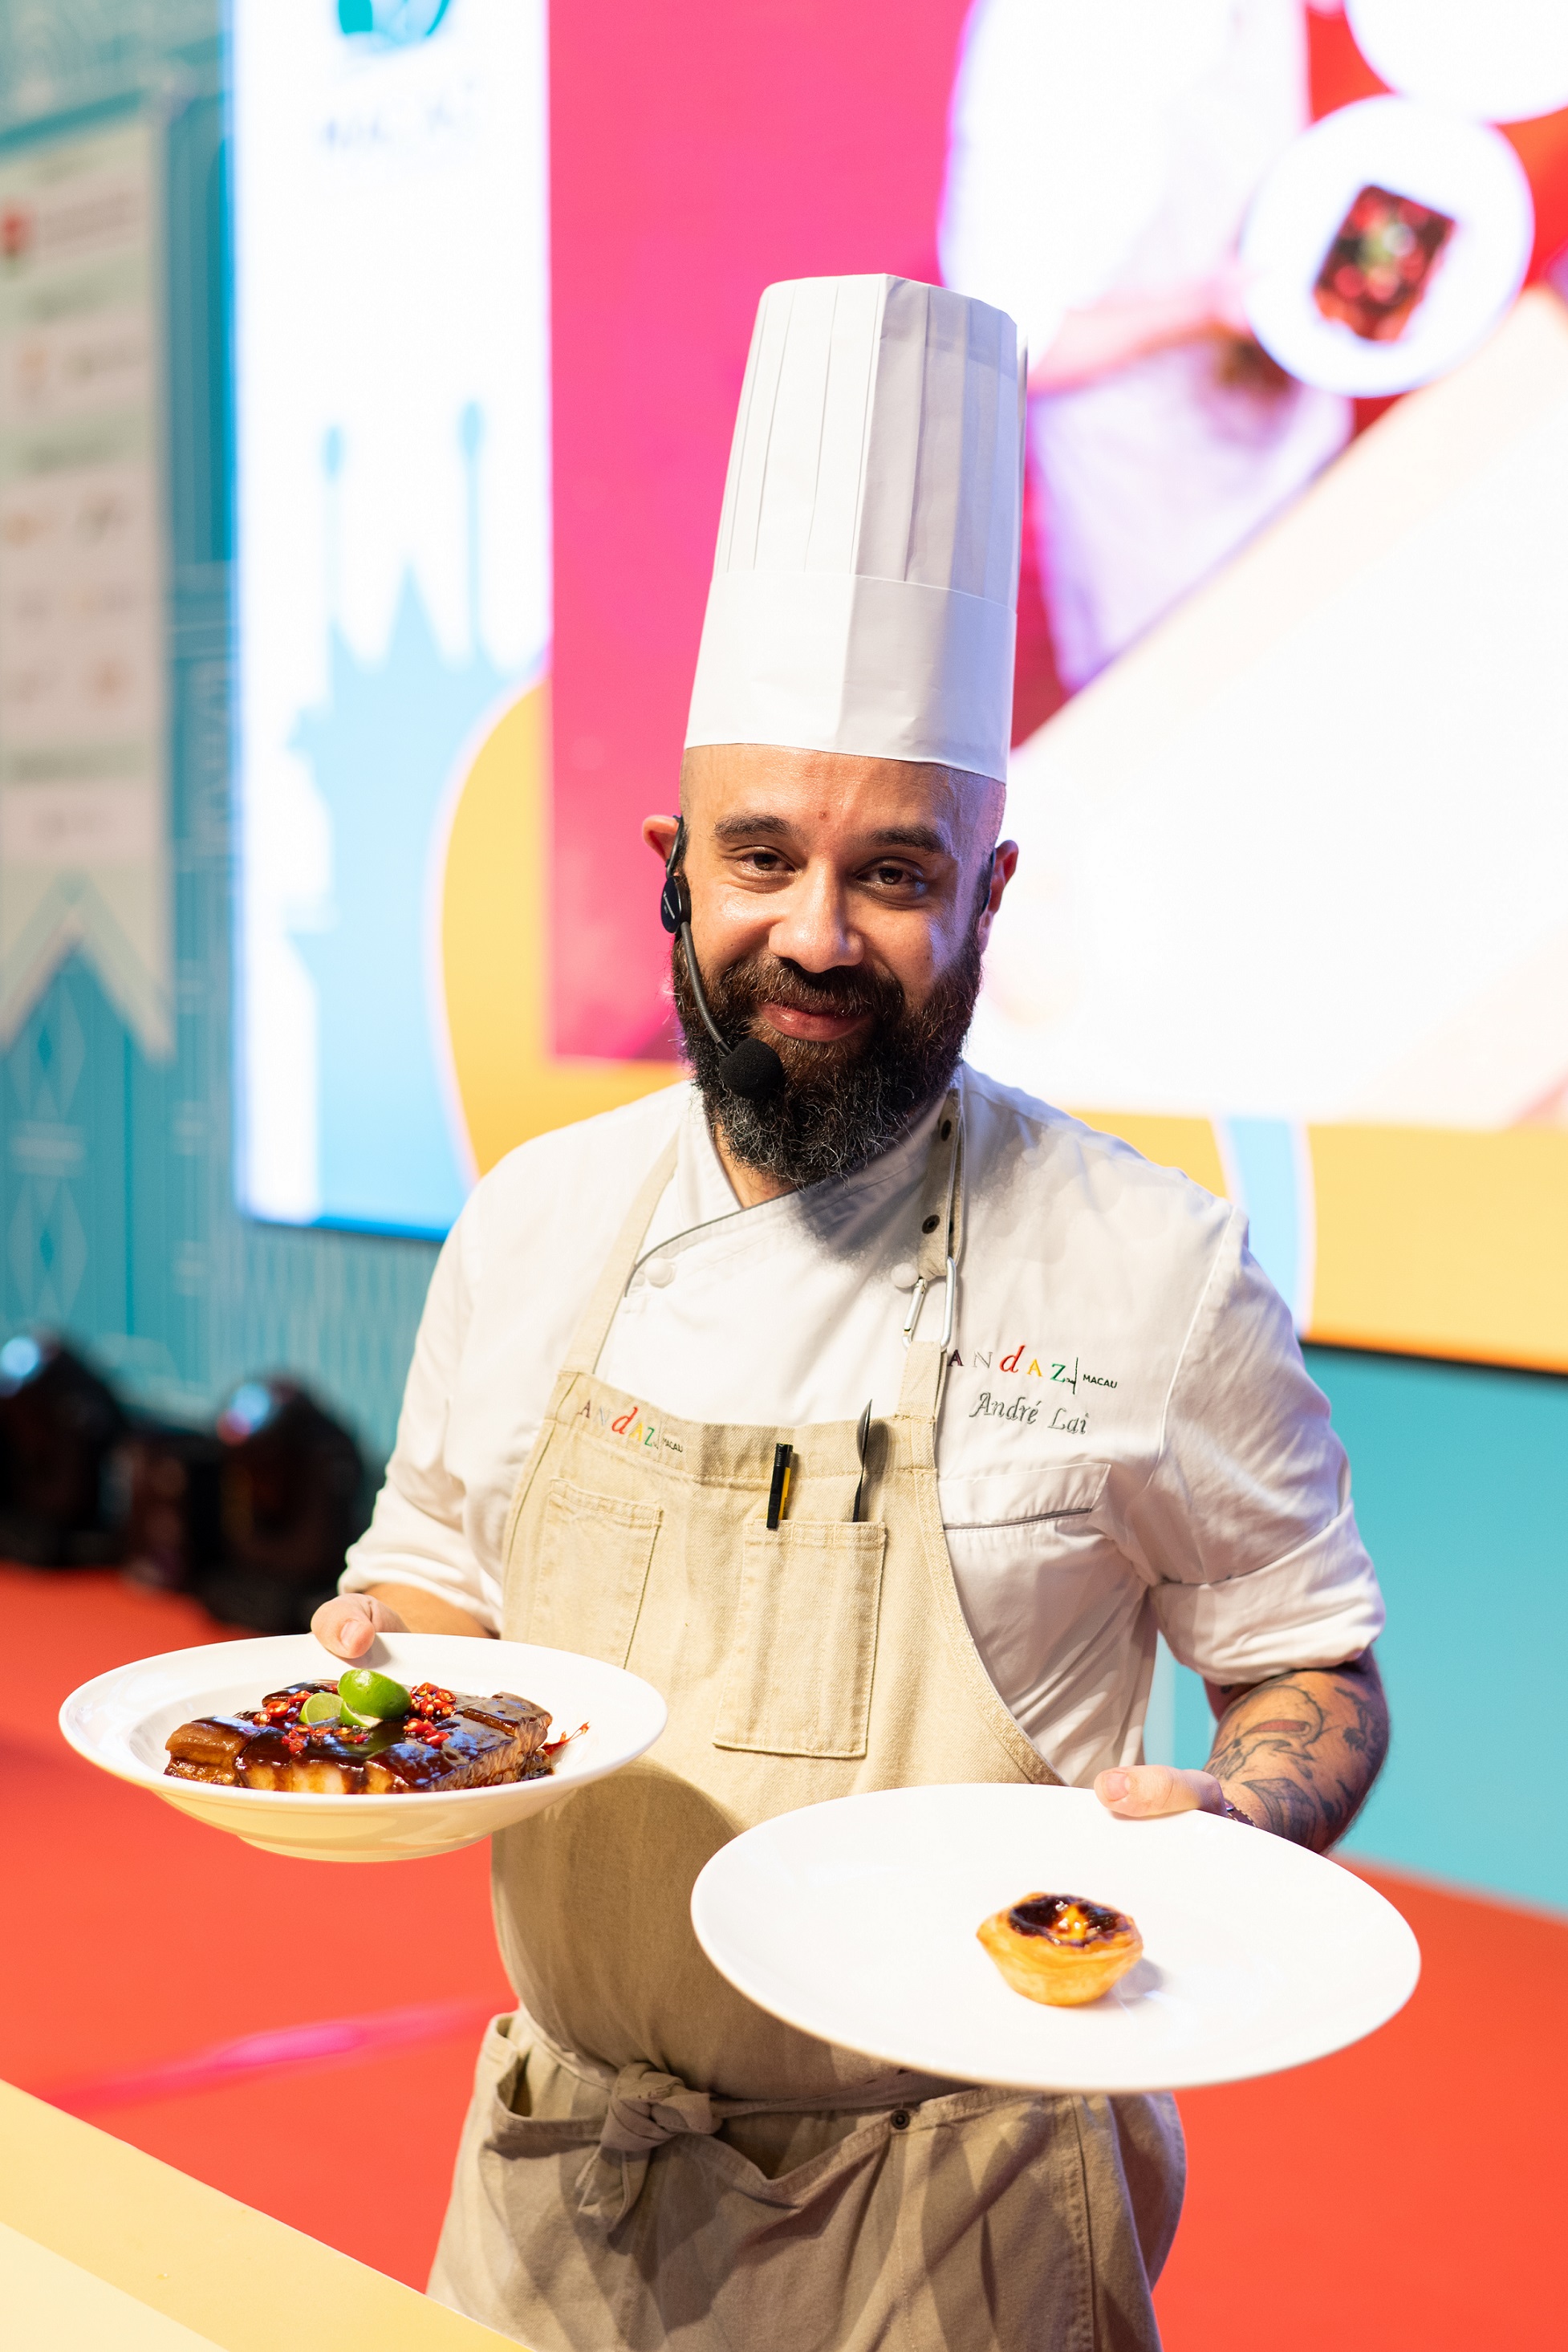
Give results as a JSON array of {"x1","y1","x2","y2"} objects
[
  {"x1": 232, "y1": 0, "x2": 549, "y2": 1233},
  {"x1": 231, "y1": 0, "x2": 1568, "y2": 1371}
]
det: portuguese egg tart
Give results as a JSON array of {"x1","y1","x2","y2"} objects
[{"x1": 977, "y1": 1891, "x2": 1142, "y2": 2007}]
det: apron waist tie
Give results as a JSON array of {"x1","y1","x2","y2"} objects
[
  {"x1": 550, "y1": 2045, "x2": 960, "y2": 2230},
  {"x1": 600, "y1": 2063, "x2": 725, "y2": 2158}
]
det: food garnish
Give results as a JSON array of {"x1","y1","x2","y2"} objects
[{"x1": 337, "y1": 1667, "x2": 412, "y2": 1725}]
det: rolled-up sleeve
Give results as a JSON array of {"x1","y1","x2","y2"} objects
[
  {"x1": 339, "y1": 1204, "x2": 503, "y2": 1634},
  {"x1": 1120, "y1": 1210, "x2": 1385, "y2": 1683}
]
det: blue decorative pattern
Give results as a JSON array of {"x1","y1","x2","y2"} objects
[{"x1": 0, "y1": 9, "x2": 438, "y2": 1467}]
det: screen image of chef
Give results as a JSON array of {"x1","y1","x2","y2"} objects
[
  {"x1": 939, "y1": 0, "x2": 1351, "y2": 691},
  {"x1": 307, "y1": 270, "x2": 1390, "y2": 2349}
]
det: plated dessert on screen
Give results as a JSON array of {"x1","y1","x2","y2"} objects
[{"x1": 165, "y1": 1668, "x2": 572, "y2": 1796}]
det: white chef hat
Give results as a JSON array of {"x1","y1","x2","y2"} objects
[{"x1": 684, "y1": 274, "x2": 1025, "y2": 786}]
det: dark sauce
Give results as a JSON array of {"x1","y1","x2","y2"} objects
[
  {"x1": 1009, "y1": 1893, "x2": 1127, "y2": 1946},
  {"x1": 168, "y1": 1679, "x2": 554, "y2": 1792}
]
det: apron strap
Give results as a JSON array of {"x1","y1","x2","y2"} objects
[{"x1": 561, "y1": 1137, "x2": 680, "y2": 1378}]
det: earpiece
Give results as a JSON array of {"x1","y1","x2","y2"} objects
[
  {"x1": 660, "y1": 816, "x2": 785, "y2": 1103},
  {"x1": 660, "y1": 820, "x2": 693, "y2": 936}
]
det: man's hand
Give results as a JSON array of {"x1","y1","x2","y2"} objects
[
  {"x1": 1095, "y1": 1652, "x2": 1390, "y2": 1851},
  {"x1": 1029, "y1": 263, "x2": 1257, "y2": 392},
  {"x1": 1095, "y1": 1763, "x2": 1237, "y2": 1822},
  {"x1": 311, "y1": 1582, "x2": 494, "y2": 1661},
  {"x1": 312, "y1": 1591, "x2": 409, "y2": 1662}
]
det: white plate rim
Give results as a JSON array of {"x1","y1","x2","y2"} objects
[
  {"x1": 58, "y1": 1630, "x2": 668, "y2": 1815},
  {"x1": 691, "y1": 1783, "x2": 1422, "y2": 2095},
  {"x1": 1241, "y1": 95, "x2": 1534, "y2": 396}
]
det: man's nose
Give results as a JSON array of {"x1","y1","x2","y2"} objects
[{"x1": 766, "y1": 863, "x2": 859, "y2": 973}]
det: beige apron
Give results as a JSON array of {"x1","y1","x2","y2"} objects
[{"x1": 431, "y1": 1095, "x2": 1184, "y2": 2349}]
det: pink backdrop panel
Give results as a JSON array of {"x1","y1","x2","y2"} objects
[{"x1": 549, "y1": 0, "x2": 973, "y2": 1058}]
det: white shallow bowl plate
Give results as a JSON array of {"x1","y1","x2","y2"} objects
[
  {"x1": 691, "y1": 1785, "x2": 1420, "y2": 2094},
  {"x1": 1241, "y1": 96, "x2": 1533, "y2": 397},
  {"x1": 59, "y1": 1632, "x2": 667, "y2": 1864}
]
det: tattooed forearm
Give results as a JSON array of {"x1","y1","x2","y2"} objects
[{"x1": 1204, "y1": 1651, "x2": 1389, "y2": 1850}]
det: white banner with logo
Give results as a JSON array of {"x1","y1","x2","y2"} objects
[{"x1": 0, "y1": 114, "x2": 170, "y2": 1057}]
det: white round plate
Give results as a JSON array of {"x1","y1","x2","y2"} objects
[
  {"x1": 1242, "y1": 96, "x2": 1533, "y2": 397},
  {"x1": 690, "y1": 1785, "x2": 1420, "y2": 2094},
  {"x1": 1348, "y1": 0, "x2": 1568, "y2": 128},
  {"x1": 59, "y1": 1631, "x2": 667, "y2": 1865}
]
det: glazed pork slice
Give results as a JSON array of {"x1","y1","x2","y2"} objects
[
  {"x1": 164, "y1": 1716, "x2": 258, "y2": 1784},
  {"x1": 458, "y1": 1691, "x2": 552, "y2": 1759},
  {"x1": 362, "y1": 1700, "x2": 542, "y2": 1793},
  {"x1": 164, "y1": 1683, "x2": 336, "y2": 1785},
  {"x1": 361, "y1": 1690, "x2": 554, "y2": 1794},
  {"x1": 164, "y1": 1682, "x2": 554, "y2": 1796}
]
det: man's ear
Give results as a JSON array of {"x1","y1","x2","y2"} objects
[
  {"x1": 977, "y1": 839, "x2": 1019, "y2": 943},
  {"x1": 643, "y1": 813, "x2": 680, "y2": 865}
]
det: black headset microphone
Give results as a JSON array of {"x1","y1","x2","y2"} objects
[{"x1": 660, "y1": 819, "x2": 786, "y2": 1103}]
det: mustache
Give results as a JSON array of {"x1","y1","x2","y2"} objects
[{"x1": 707, "y1": 953, "x2": 901, "y2": 1033}]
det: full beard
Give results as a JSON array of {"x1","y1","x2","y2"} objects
[{"x1": 672, "y1": 919, "x2": 985, "y2": 1188}]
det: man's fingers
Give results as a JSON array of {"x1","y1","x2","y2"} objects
[
  {"x1": 311, "y1": 1595, "x2": 386, "y2": 1661},
  {"x1": 1095, "y1": 1764, "x2": 1219, "y2": 1818}
]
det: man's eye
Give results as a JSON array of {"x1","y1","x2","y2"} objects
[{"x1": 868, "y1": 863, "x2": 922, "y2": 891}]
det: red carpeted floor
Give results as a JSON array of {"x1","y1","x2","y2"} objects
[{"x1": 3, "y1": 1564, "x2": 1563, "y2": 2342}]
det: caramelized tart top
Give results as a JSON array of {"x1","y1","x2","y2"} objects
[{"x1": 1006, "y1": 1894, "x2": 1133, "y2": 1948}]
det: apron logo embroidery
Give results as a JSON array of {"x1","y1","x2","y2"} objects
[
  {"x1": 965, "y1": 1349, "x2": 1119, "y2": 1395},
  {"x1": 580, "y1": 1397, "x2": 684, "y2": 1456}
]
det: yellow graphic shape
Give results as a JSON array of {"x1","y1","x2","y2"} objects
[
  {"x1": 1309, "y1": 1125, "x2": 1568, "y2": 1374},
  {"x1": 441, "y1": 681, "x2": 680, "y2": 1176},
  {"x1": 1072, "y1": 1107, "x2": 1568, "y2": 1372},
  {"x1": 1068, "y1": 1111, "x2": 1229, "y2": 1202}
]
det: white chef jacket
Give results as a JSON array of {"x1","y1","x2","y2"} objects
[
  {"x1": 938, "y1": 0, "x2": 1351, "y2": 687},
  {"x1": 344, "y1": 1066, "x2": 1383, "y2": 1789}
]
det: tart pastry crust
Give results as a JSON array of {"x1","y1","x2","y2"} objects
[{"x1": 977, "y1": 1891, "x2": 1143, "y2": 2007}]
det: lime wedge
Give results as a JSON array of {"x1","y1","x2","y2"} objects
[
  {"x1": 338, "y1": 1667, "x2": 410, "y2": 1726},
  {"x1": 299, "y1": 1691, "x2": 342, "y2": 1724}
]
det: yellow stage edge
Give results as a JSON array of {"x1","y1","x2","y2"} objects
[{"x1": 0, "y1": 2081, "x2": 522, "y2": 2352}]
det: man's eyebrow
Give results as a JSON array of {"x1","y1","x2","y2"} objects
[
  {"x1": 712, "y1": 811, "x2": 795, "y2": 843},
  {"x1": 710, "y1": 814, "x2": 953, "y2": 856},
  {"x1": 866, "y1": 824, "x2": 949, "y2": 855}
]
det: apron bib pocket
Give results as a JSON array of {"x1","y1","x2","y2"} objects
[
  {"x1": 714, "y1": 1521, "x2": 886, "y2": 1758},
  {"x1": 526, "y1": 1478, "x2": 662, "y2": 1668}
]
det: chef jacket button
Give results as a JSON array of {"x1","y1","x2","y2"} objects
[
  {"x1": 891, "y1": 2108, "x2": 911, "y2": 2131},
  {"x1": 891, "y1": 1261, "x2": 919, "y2": 1290},
  {"x1": 645, "y1": 1258, "x2": 676, "y2": 1287}
]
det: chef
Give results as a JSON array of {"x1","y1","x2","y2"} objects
[{"x1": 315, "y1": 274, "x2": 1387, "y2": 2351}]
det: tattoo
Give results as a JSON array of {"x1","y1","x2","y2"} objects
[{"x1": 1205, "y1": 1652, "x2": 1389, "y2": 1851}]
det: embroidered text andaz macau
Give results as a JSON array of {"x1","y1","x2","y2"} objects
[
  {"x1": 958, "y1": 1347, "x2": 1116, "y2": 1392},
  {"x1": 579, "y1": 1397, "x2": 684, "y2": 1456}
]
